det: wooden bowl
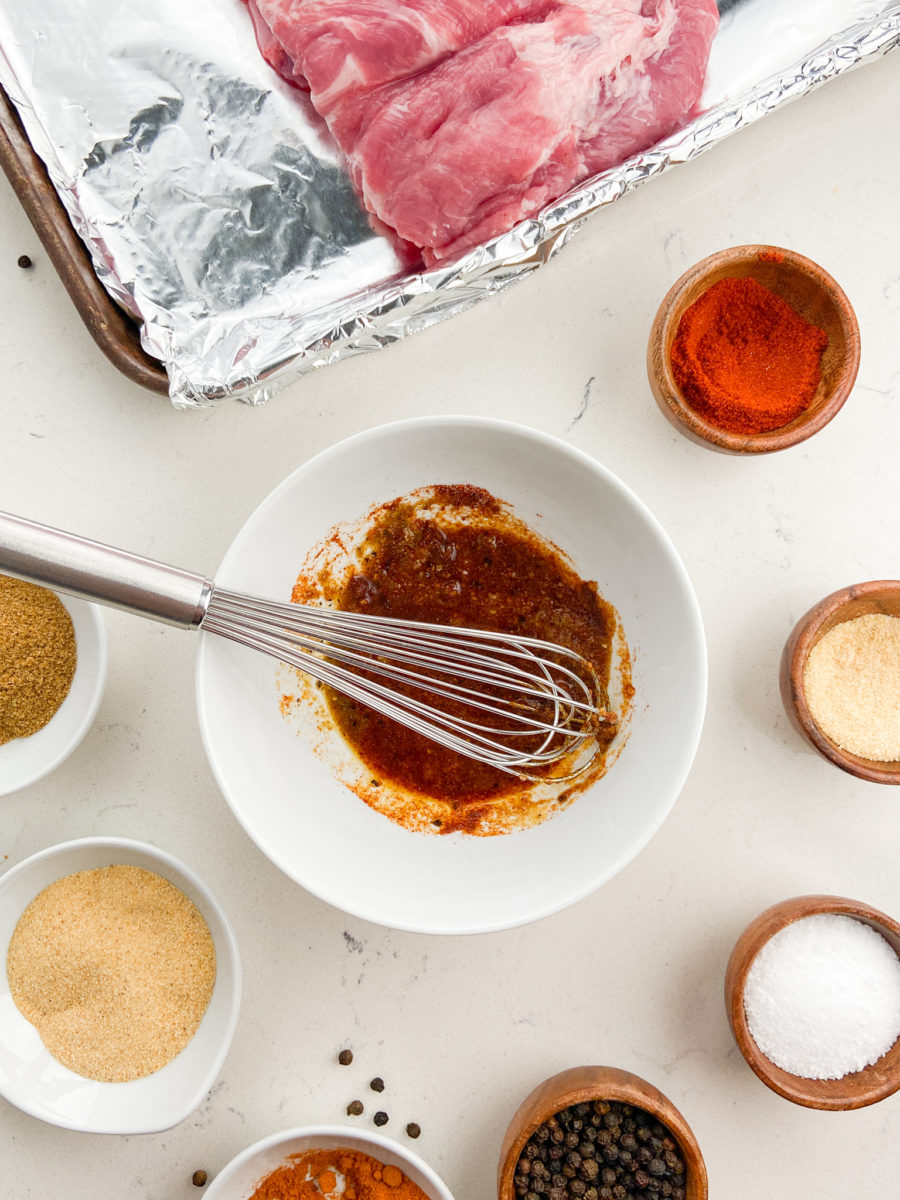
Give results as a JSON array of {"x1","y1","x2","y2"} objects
[
  {"x1": 647, "y1": 245, "x2": 860, "y2": 454},
  {"x1": 497, "y1": 1066, "x2": 707, "y2": 1200},
  {"x1": 780, "y1": 580, "x2": 900, "y2": 784},
  {"x1": 725, "y1": 895, "x2": 900, "y2": 1109}
]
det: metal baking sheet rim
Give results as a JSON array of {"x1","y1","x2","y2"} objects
[{"x1": 9, "y1": 7, "x2": 900, "y2": 407}]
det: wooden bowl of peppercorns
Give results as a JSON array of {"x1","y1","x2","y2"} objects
[
  {"x1": 647, "y1": 244, "x2": 860, "y2": 455},
  {"x1": 497, "y1": 1066, "x2": 707, "y2": 1200}
]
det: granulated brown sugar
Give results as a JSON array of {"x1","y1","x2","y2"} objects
[
  {"x1": 804, "y1": 613, "x2": 900, "y2": 761},
  {"x1": 6, "y1": 864, "x2": 216, "y2": 1082},
  {"x1": 0, "y1": 574, "x2": 77, "y2": 745}
]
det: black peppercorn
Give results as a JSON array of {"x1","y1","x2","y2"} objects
[
  {"x1": 373, "y1": 1111, "x2": 388, "y2": 1126},
  {"x1": 581, "y1": 1159, "x2": 599, "y2": 1183},
  {"x1": 338, "y1": 1048, "x2": 353, "y2": 1065},
  {"x1": 370, "y1": 1076, "x2": 385, "y2": 1092},
  {"x1": 406, "y1": 1122, "x2": 421, "y2": 1139},
  {"x1": 17, "y1": 255, "x2": 32, "y2": 270},
  {"x1": 347, "y1": 1100, "x2": 364, "y2": 1116}
]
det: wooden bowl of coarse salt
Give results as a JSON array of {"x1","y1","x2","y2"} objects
[
  {"x1": 780, "y1": 580, "x2": 900, "y2": 784},
  {"x1": 725, "y1": 895, "x2": 900, "y2": 1109}
]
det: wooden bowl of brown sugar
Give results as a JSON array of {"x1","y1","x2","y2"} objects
[
  {"x1": 497, "y1": 1066, "x2": 707, "y2": 1200},
  {"x1": 647, "y1": 245, "x2": 860, "y2": 454},
  {"x1": 780, "y1": 580, "x2": 900, "y2": 784}
]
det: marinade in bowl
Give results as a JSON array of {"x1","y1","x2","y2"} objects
[{"x1": 279, "y1": 483, "x2": 632, "y2": 836}]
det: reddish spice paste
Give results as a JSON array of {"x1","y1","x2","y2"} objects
[
  {"x1": 312, "y1": 487, "x2": 619, "y2": 824},
  {"x1": 670, "y1": 276, "x2": 828, "y2": 435}
]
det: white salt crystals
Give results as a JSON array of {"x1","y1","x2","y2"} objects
[{"x1": 744, "y1": 913, "x2": 900, "y2": 1080}]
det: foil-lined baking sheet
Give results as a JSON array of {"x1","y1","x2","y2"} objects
[{"x1": 0, "y1": 1, "x2": 897, "y2": 407}]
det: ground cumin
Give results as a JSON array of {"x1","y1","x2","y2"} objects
[
  {"x1": 0, "y1": 574, "x2": 77, "y2": 745},
  {"x1": 248, "y1": 1148, "x2": 430, "y2": 1200}
]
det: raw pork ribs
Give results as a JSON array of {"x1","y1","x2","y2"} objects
[{"x1": 248, "y1": 0, "x2": 718, "y2": 264}]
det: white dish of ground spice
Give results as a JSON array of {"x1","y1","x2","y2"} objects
[
  {"x1": 0, "y1": 837, "x2": 241, "y2": 1133},
  {"x1": 0, "y1": 579, "x2": 107, "y2": 796}
]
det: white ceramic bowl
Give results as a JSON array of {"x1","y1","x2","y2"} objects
[
  {"x1": 0, "y1": 592, "x2": 107, "y2": 796},
  {"x1": 0, "y1": 837, "x2": 241, "y2": 1134},
  {"x1": 197, "y1": 416, "x2": 706, "y2": 934},
  {"x1": 205, "y1": 1125, "x2": 455, "y2": 1200}
]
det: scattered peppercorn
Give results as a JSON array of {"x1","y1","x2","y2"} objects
[
  {"x1": 17, "y1": 254, "x2": 32, "y2": 270},
  {"x1": 347, "y1": 1100, "x2": 364, "y2": 1116},
  {"x1": 338, "y1": 1049, "x2": 354, "y2": 1066},
  {"x1": 374, "y1": 1111, "x2": 389, "y2": 1127},
  {"x1": 370, "y1": 1077, "x2": 385, "y2": 1092},
  {"x1": 406, "y1": 1123, "x2": 421, "y2": 1139},
  {"x1": 513, "y1": 1102, "x2": 686, "y2": 1200},
  {"x1": 192, "y1": 1169, "x2": 208, "y2": 1187}
]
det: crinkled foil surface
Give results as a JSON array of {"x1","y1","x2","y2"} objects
[{"x1": 0, "y1": 0, "x2": 897, "y2": 406}]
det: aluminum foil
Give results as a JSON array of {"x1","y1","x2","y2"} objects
[{"x1": 0, "y1": 0, "x2": 897, "y2": 407}]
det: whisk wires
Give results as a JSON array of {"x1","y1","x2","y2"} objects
[{"x1": 202, "y1": 589, "x2": 616, "y2": 779}]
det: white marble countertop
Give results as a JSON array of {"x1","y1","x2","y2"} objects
[{"x1": 1, "y1": 44, "x2": 899, "y2": 1200}]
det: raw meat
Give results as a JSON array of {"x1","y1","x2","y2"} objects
[
  {"x1": 248, "y1": 0, "x2": 552, "y2": 110},
  {"x1": 248, "y1": 0, "x2": 718, "y2": 264}
]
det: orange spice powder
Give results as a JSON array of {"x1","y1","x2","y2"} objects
[
  {"x1": 670, "y1": 275, "x2": 828, "y2": 435},
  {"x1": 248, "y1": 1147, "x2": 430, "y2": 1200}
]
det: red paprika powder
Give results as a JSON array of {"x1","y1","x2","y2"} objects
[{"x1": 669, "y1": 276, "x2": 828, "y2": 435}]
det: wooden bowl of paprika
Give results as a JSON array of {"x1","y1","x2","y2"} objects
[
  {"x1": 497, "y1": 1066, "x2": 708, "y2": 1200},
  {"x1": 647, "y1": 245, "x2": 860, "y2": 454}
]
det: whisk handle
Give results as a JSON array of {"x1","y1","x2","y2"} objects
[{"x1": 0, "y1": 511, "x2": 212, "y2": 628}]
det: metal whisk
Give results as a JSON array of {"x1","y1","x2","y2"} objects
[{"x1": 0, "y1": 512, "x2": 615, "y2": 780}]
